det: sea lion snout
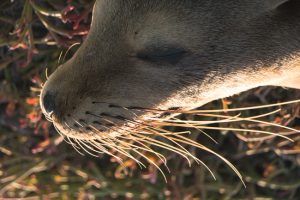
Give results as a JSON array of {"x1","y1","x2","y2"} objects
[
  {"x1": 39, "y1": 0, "x2": 300, "y2": 148},
  {"x1": 40, "y1": 91, "x2": 56, "y2": 117}
]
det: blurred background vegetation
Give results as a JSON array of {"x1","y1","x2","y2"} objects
[{"x1": 0, "y1": 0, "x2": 300, "y2": 199}]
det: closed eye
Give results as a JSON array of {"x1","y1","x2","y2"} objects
[{"x1": 136, "y1": 47, "x2": 187, "y2": 65}]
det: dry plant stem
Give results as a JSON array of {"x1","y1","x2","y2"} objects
[
  {"x1": 35, "y1": 11, "x2": 75, "y2": 39},
  {"x1": 0, "y1": 15, "x2": 15, "y2": 25},
  {"x1": 29, "y1": 0, "x2": 62, "y2": 18},
  {"x1": 0, "y1": 160, "x2": 49, "y2": 195},
  {"x1": 0, "y1": 53, "x2": 26, "y2": 70}
]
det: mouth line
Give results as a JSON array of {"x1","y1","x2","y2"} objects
[
  {"x1": 52, "y1": 113, "x2": 138, "y2": 139},
  {"x1": 50, "y1": 108, "x2": 181, "y2": 141},
  {"x1": 42, "y1": 98, "x2": 188, "y2": 141},
  {"x1": 53, "y1": 120, "x2": 141, "y2": 141}
]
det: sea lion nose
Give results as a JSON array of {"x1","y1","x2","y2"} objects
[{"x1": 42, "y1": 92, "x2": 56, "y2": 116}]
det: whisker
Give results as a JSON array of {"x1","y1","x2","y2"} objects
[
  {"x1": 81, "y1": 139, "x2": 106, "y2": 155},
  {"x1": 118, "y1": 135, "x2": 169, "y2": 169},
  {"x1": 63, "y1": 42, "x2": 81, "y2": 63},
  {"x1": 57, "y1": 50, "x2": 64, "y2": 65},
  {"x1": 73, "y1": 119, "x2": 85, "y2": 128},
  {"x1": 98, "y1": 128, "x2": 168, "y2": 169},
  {"x1": 45, "y1": 67, "x2": 49, "y2": 80},
  {"x1": 147, "y1": 113, "x2": 242, "y2": 125},
  {"x1": 31, "y1": 87, "x2": 42, "y2": 92},
  {"x1": 143, "y1": 127, "x2": 216, "y2": 175},
  {"x1": 151, "y1": 118, "x2": 219, "y2": 144},
  {"x1": 51, "y1": 98, "x2": 299, "y2": 184},
  {"x1": 131, "y1": 132, "x2": 216, "y2": 179},
  {"x1": 162, "y1": 132, "x2": 243, "y2": 186},
  {"x1": 120, "y1": 106, "x2": 139, "y2": 118},
  {"x1": 132, "y1": 148, "x2": 168, "y2": 182},
  {"x1": 181, "y1": 99, "x2": 300, "y2": 114},
  {"x1": 88, "y1": 140, "x2": 123, "y2": 164},
  {"x1": 196, "y1": 109, "x2": 281, "y2": 119},
  {"x1": 92, "y1": 135, "x2": 146, "y2": 168},
  {"x1": 67, "y1": 137, "x2": 85, "y2": 156},
  {"x1": 146, "y1": 127, "x2": 196, "y2": 157},
  {"x1": 132, "y1": 132, "x2": 193, "y2": 166},
  {"x1": 87, "y1": 111, "x2": 142, "y2": 135},
  {"x1": 148, "y1": 121, "x2": 293, "y2": 142},
  {"x1": 109, "y1": 144, "x2": 146, "y2": 169},
  {"x1": 75, "y1": 138, "x2": 100, "y2": 157},
  {"x1": 44, "y1": 114, "x2": 53, "y2": 122},
  {"x1": 64, "y1": 121, "x2": 72, "y2": 129},
  {"x1": 147, "y1": 108, "x2": 281, "y2": 126},
  {"x1": 123, "y1": 99, "x2": 300, "y2": 114}
]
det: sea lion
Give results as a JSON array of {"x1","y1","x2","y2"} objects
[{"x1": 39, "y1": 0, "x2": 300, "y2": 174}]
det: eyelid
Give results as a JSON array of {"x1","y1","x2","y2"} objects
[{"x1": 136, "y1": 47, "x2": 187, "y2": 64}]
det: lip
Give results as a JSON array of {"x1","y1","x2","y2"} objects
[{"x1": 53, "y1": 117, "x2": 141, "y2": 140}]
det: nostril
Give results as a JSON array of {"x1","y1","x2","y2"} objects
[{"x1": 42, "y1": 92, "x2": 56, "y2": 115}]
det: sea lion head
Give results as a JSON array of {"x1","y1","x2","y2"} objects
[{"x1": 40, "y1": 0, "x2": 300, "y2": 140}]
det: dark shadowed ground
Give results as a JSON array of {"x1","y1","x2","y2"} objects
[{"x1": 0, "y1": 0, "x2": 300, "y2": 199}]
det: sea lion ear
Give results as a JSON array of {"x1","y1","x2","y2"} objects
[{"x1": 265, "y1": 0, "x2": 290, "y2": 10}]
